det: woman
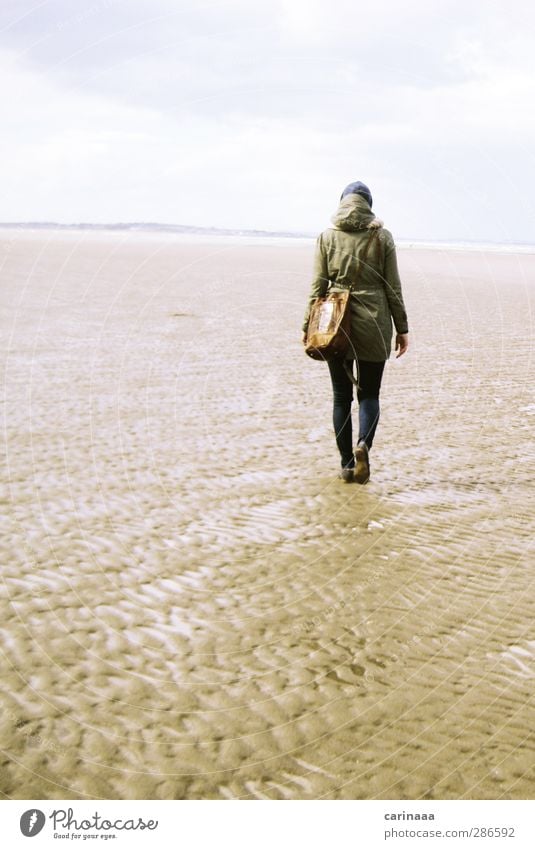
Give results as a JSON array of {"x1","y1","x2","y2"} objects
[{"x1": 302, "y1": 181, "x2": 409, "y2": 484}]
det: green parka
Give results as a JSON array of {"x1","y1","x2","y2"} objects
[{"x1": 303, "y1": 194, "x2": 409, "y2": 362}]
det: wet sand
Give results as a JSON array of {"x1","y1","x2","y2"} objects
[{"x1": 1, "y1": 229, "x2": 534, "y2": 800}]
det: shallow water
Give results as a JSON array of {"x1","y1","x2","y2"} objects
[{"x1": 1, "y1": 233, "x2": 534, "y2": 799}]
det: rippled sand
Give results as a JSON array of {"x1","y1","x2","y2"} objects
[{"x1": 1, "y1": 229, "x2": 534, "y2": 800}]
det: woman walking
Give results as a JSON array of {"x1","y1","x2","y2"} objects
[{"x1": 302, "y1": 181, "x2": 409, "y2": 484}]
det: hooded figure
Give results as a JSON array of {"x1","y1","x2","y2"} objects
[{"x1": 302, "y1": 183, "x2": 409, "y2": 483}]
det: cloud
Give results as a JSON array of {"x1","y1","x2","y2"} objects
[{"x1": 0, "y1": 1, "x2": 534, "y2": 239}]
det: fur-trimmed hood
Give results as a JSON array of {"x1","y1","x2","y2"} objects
[{"x1": 331, "y1": 193, "x2": 383, "y2": 232}]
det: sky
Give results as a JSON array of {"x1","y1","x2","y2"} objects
[{"x1": 1, "y1": 0, "x2": 535, "y2": 241}]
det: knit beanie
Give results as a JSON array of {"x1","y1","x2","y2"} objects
[{"x1": 340, "y1": 181, "x2": 373, "y2": 208}]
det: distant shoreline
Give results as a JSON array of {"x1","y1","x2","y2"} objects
[
  {"x1": 0, "y1": 221, "x2": 311, "y2": 239},
  {"x1": 1, "y1": 222, "x2": 534, "y2": 254}
]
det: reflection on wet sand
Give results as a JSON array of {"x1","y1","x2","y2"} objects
[{"x1": 1, "y1": 231, "x2": 534, "y2": 799}]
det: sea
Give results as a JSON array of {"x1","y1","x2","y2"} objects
[{"x1": 1, "y1": 222, "x2": 535, "y2": 254}]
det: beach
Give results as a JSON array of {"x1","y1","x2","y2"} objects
[{"x1": 1, "y1": 229, "x2": 534, "y2": 800}]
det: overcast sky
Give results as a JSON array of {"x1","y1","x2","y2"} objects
[{"x1": 1, "y1": 0, "x2": 534, "y2": 241}]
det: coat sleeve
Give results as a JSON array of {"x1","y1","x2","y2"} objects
[
  {"x1": 302, "y1": 234, "x2": 330, "y2": 333},
  {"x1": 382, "y1": 231, "x2": 409, "y2": 334}
]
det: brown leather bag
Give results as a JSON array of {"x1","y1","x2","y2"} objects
[
  {"x1": 304, "y1": 290, "x2": 352, "y2": 360},
  {"x1": 304, "y1": 230, "x2": 377, "y2": 362}
]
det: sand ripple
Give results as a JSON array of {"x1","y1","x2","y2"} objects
[{"x1": 1, "y1": 233, "x2": 534, "y2": 799}]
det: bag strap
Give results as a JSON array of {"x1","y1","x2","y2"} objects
[{"x1": 344, "y1": 358, "x2": 359, "y2": 387}]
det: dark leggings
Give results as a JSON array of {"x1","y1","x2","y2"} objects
[{"x1": 327, "y1": 358, "x2": 386, "y2": 469}]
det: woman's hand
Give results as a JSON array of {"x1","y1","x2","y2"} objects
[{"x1": 395, "y1": 333, "x2": 409, "y2": 358}]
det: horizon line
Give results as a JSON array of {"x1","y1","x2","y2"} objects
[{"x1": 1, "y1": 222, "x2": 534, "y2": 251}]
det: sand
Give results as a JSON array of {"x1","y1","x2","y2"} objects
[{"x1": 1, "y1": 229, "x2": 534, "y2": 800}]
